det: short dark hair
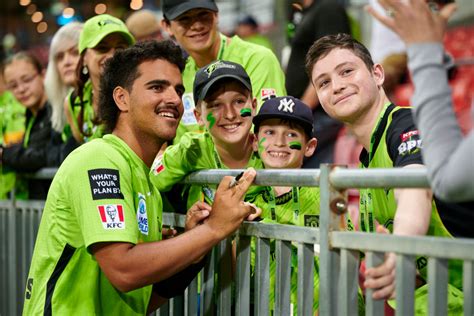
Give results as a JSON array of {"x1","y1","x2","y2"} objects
[
  {"x1": 2, "y1": 51, "x2": 43, "y2": 77},
  {"x1": 305, "y1": 33, "x2": 374, "y2": 81},
  {"x1": 99, "y1": 40, "x2": 186, "y2": 133}
]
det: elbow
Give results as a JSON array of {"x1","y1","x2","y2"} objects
[{"x1": 108, "y1": 271, "x2": 141, "y2": 293}]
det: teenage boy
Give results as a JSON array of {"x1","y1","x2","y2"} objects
[
  {"x1": 150, "y1": 60, "x2": 263, "y2": 210},
  {"x1": 160, "y1": 0, "x2": 286, "y2": 143},
  {"x1": 23, "y1": 41, "x2": 258, "y2": 315},
  {"x1": 306, "y1": 33, "x2": 462, "y2": 313}
]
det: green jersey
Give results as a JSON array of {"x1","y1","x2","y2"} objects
[
  {"x1": 359, "y1": 103, "x2": 463, "y2": 312},
  {"x1": 67, "y1": 80, "x2": 103, "y2": 143},
  {"x1": 150, "y1": 131, "x2": 263, "y2": 211},
  {"x1": 174, "y1": 34, "x2": 286, "y2": 143},
  {"x1": 247, "y1": 186, "x2": 320, "y2": 312},
  {"x1": 23, "y1": 134, "x2": 162, "y2": 315},
  {"x1": 0, "y1": 91, "x2": 25, "y2": 198}
]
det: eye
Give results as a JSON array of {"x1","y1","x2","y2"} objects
[
  {"x1": 151, "y1": 84, "x2": 164, "y2": 93},
  {"x1": 319, "y1": 80, "x2": 329, "y2": 89},
  {"x1": 287, "y1": 132, "x2": 298, "y2": 138},
  {"x1": 263, "y1": 129, "x2": 274, "y2": 136},
  {"x1": 55, "y1": 52, "x2": 65, "y2": 62},
  {"x1": 175, "y1": 87, "x2": 185, "y2": 98},
  {"x1": 342, "y1": 68, "x2": 353, "y2": 76}
]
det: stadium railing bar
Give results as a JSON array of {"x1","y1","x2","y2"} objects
[{"x1": 1, "y1": 165, "x2": 473, "y2": 315}]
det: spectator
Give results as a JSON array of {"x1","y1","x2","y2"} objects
[
  {"x1": 367, "y1": 0, "x2": 473, "y2": 202},
  {"x1": 160, "y1": 0, "x2": 286, "y2": 144},
  {"x1": 285, "y1": 0, "x2": 351, "y2": 168},
  {"x1": 0, "y1": 66, "x2": 25, "y2": 198},
  {"x1": 126, "y1": 9, "x2": 164, "y2": 42},
  {"x1": 65, "y1": 14, "x2": 134, "y2": 144},
  {"x1": 150, "y1": 60, "x2": 263, "y2": 212},
  {"x1": 306, "y1": 33, "x2": 463, "y2": 312},
  {"x1": 23, "y1": 40, "x2": 259, "y2": 314},
  {"x1": 45, "y1": 22, "x2": 83, "y2": 135},
  {"x1": 1, "y1": 52, "x2": 63, "y2": 199},
  {"x1": 235, "y1": 15, "x2": 274, "y2": 51}
]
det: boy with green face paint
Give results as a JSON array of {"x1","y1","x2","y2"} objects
[
  {"x1": 150, "y1": 60, "x2": 263, "y2": 211},
  {"x1": 249, "y1": 96, "x2": 364, "y2": 314}
]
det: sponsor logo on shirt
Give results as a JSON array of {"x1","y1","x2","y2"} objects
[
  {"x1": 304, "y1": 215, "x2": 319, "y2": 227},
  {"x1": 151, "y1": 155, "x2": 165, "y2": 175},
  {"x1": 397, "y1": 130, "x2": 422, "y2": 156},
  {"x1": 98, "y1": 204, "x2": 125, "y2": 229},
  {"x1": 137, "y1": 193, "x2": 149, "y2": 235},
  {"x1": 88, "y1": 169, "x2": 124, "y2": 200},
  {"x1": 261, "y1": 88, "x2": 276, "y2": 101}
]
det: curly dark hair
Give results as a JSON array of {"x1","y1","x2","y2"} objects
[
  {"x1": 99, "y1": 40, "x2": 186, "y2": 133},
  {"x1": 305, "y1": 33, "x2": 374, "y2": 81}
]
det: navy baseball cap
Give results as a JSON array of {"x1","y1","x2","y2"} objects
[
  {"x1": 162, "y1": 0, "x2": 218, "y2": 20},
  {"x1": 253, "y1": 96, "x2": 314, "y2": 137},
  {"x1": 193, "y1": 60, "x2": 252, "y2": 103}
]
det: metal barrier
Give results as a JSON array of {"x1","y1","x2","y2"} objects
[{"x1": 1, "y1": 166, "x2": 473, "y2": 315}]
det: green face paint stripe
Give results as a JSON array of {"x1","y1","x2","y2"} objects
[
  {"x1": 258, "y1": 137, "x2": 266, "y2": 155},
  {"x1": 240, "y1": 108, "x2": 252, "y2": 117},
  {"x1": 206, "y1": 112, "x2": 216, "y2": 130},
  {"x1": 289, "y1": 141, "x2": 302, "y2": 150}
]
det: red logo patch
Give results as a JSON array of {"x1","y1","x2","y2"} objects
[
  {"x1": 261, "y1": 88, "x2": 276, "y2": 101},
  {"x1": 401, "y1": 130, "x2": 419, "y2": 141},
  {"x1": 98, "y1": 204, "x2": 125, "y2": 229}
]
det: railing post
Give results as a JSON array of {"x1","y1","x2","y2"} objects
[{"x1": 319, "y1": 165, "x2": 348, "y2": 315}]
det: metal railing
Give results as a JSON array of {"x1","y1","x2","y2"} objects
[{"x1": 1, "y1": 166, "x2": 473, "y2": 315}]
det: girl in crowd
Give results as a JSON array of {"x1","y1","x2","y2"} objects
[
  {"x1": 65, "y1": 14, "x2": 134, "y2": 143},
  {"x1": 45, "y1": 22, "x2": 83, "y2": 135}
]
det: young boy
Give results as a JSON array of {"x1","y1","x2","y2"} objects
[
  {"x1": 249, "y1": 96, "x2": 365, "y2": 314},
  {"x1": 248, "y1": 96, "x2": 321, "y2": 313},
  {"x1": 150, "y1": 60, "x2": 263, "y2": 211}
]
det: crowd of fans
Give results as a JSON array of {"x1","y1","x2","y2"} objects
[{"x1": 0, "y1": 0, "x2": 472, "y2": 314}]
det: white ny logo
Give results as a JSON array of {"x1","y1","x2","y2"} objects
[{"x1": 278, "y1": 98, "x2": 295, "y2": 113}]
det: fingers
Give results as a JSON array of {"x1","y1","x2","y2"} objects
[
  {"x1": 244, "y1": 202, "x2": 262, "y2": 221},
  {"x1": 231, "y1": 168, "x2": 257, "y2": 199},
  {"x1": 162, "y1": 227, "x2": 177, "y2": 239},
  {"x1": 364, "y1": 252, "x2": 396, "y2": 299},
  {"x1": 440, "y1": 3, "x2": 457, "y2": 21},
  {"x1": 185, "y1": 201, "x2": 212, "y2": 231},
  {"x1": 376, "y1": 224, "x2": 390, "y2": 234},
  {"x1": 365, "y1": 4, "x2": 395, "y2": 30}
]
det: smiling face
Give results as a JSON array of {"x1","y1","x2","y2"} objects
[
  {"x1": 83, "y1": 33, "x2": 130, "y2": 82},
  {"x1": 254, "y1": 119, "x2": 317, "y2": 169},
  {"x1": 310, "y1": 48, "x2": 385, "y2": 124},
  {"x1": 55, "y1": 41, "x2": 80, "y2": 86},
  {"x1": 164, "y1": 9, "x2": 219, "y2": 55},
  {"x1": 123, "y1": 59, "x2": 185, "y2": 143},
  {"x1": 194, "y1": 80, "x2": 255, "y2": 147}
]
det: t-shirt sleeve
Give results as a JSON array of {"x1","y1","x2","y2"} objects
[
  {"x1": 386, "y1": 108, "x2": 423, "y2": 167},
  {"x1": 66, "y1": 149, "x2": 138, "y2": 250},
  {"x1": 244, "y1": 48, "x2": 287, "y2": 108}
]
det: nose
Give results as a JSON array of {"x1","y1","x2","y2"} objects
[
  {"x1": 223, "y1": 103, "x2": 237, "y2": 121},
  {"x1": 164, "y1": 86, "x2": 182, "y2": 106},
  {"x1": 332, "y1": 77, "x2": 346, "y2": 94},
  {"x1": 275, "y1": 132, "x2": 286, "y2": 147}
]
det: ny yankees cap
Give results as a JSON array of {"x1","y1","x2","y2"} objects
[
  {"x1": 79, "y1": 14, "x2": 135, "y2": 53},
  {"x1": 253, "y1": 96, "x2": 314, "y2": 137},
  {"x1": 162, "y1": 0, "x2": 218, "y2": 20},
  {"x1": 193, "y1": 60, "x2": 252, "y2": 103}
]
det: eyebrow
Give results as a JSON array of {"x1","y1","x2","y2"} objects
[
  {"x1": 145, "y1": 79, "x2": 185, "y2": 92},
  {"x1": 313, "y1": 61, "x2": 354, "y2": 84}
]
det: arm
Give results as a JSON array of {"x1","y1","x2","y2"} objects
[
  {"x1": 91, "y1": 168, "x2": 257, "y2": 293},
  {"x1": 367, "y1": 0, "x2": 473, "y2": 202}
]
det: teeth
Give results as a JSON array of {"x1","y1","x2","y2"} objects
[
  {"x1": 222, "y1": 124, "x2": 239, "y2": 130},
  {"x1": 158, "y1": 112, "x2": 174, "y2": 118},
  {"x1": 269, "y1": 152, "x2": 288, "y2": 158}
]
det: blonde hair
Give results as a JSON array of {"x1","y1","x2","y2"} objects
[{"x1": 45, "y1": 22, "x2": 83, "y2": 132}]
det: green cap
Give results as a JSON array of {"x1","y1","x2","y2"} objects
[{"x1": 79, "y1": 14, "x2": 135, "y2": 53}]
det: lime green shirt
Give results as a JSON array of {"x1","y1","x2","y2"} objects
[
  {"x1": 359, "y1": 104, "x2": 462, "y2": 292},
  {"x1": 175, "y1": 34, "x2": 286, "y2": 143},
  {"x1": 0, "y1": 91, "x2": 25, "y2": 198},
  {"x1": 247, "y1": 186, "x2": 320, "y2": 312},
  {"x1": 150, "y1": 131, "x2": 263, "y2": 210},
  {"x1": 23, "y1": 134, "x2": 162, "y2": 315}
]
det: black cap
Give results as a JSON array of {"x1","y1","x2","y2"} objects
[
  {"x1": 253, "y1": 96, "x2": 314, "y2": 137},
  {"x1": 193, "y1": 60, "x2": 252, "y2": 103},
  {"x1": 238, "y1": 15, "x2": 258, "y2": 28},
  {"x1": 162, "y1": 0, "x2": 218, "y2": 20}
]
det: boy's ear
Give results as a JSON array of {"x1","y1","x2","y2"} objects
[
  {"x1": 251, "y1": 97, "x2": 257, "y2": 112},
  {"x1": 373, "y1": 63, "x2": 385, "y2": 88},
  {"x1": 304, "y1": 137, "x2": 318, "y2": 158},
  {"x1": 193, "y1": 105, "x2": 205, "y2": 126},
  {"x1": 113, "y1": 86, "x2": 130, "y2": 112},
  {"x1": 161, "y1": 19, "x2": 173, "y2": 37},
  {"x1": 252, "y1": 135, "x2": 259, "y2": 152}
]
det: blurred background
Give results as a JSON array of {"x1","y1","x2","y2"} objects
[{"x1": 1, "y1": 0, "x2": 473, "y2": 64}]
